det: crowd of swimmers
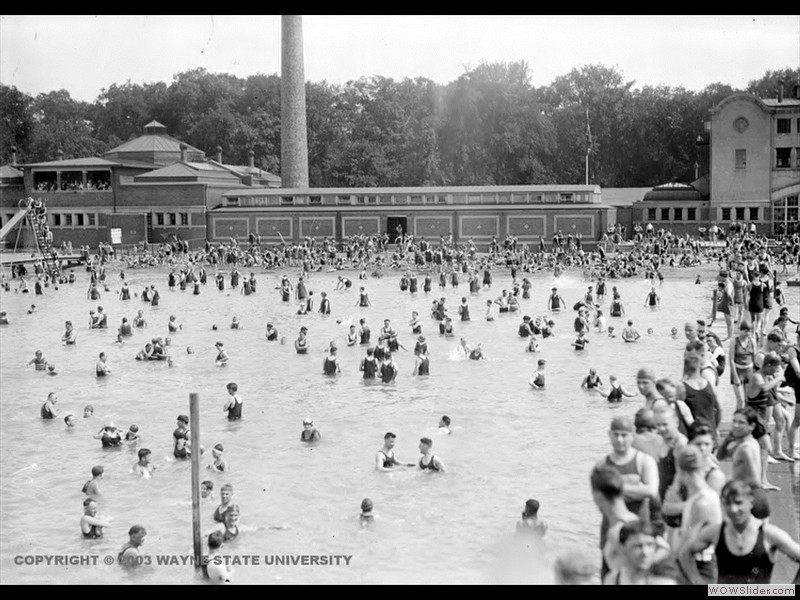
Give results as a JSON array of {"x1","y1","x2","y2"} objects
[{"x1": 6, "y1": 222, "x2": 800, "y2": 585}]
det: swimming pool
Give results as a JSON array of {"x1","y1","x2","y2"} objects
[{"x1": 0, "y1": 261, "x2": 797, "y2": 584}]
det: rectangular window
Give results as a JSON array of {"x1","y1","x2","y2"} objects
[
  {"x1": 337, "y1": 195, "x2": 351, "y2": 205},
  {"x1": 156, "y1": 213, "x2": 164, "y2": 226},
  {"x1": 777, "y1": 118, "x2": 791, "y2": 134},
  {"x1": 559, "y1": 193, "x2": 574, "y2": 202},
  {"x1": 357, "y1": 195, "x2": 367, "y2": 205},
  {"x1": 309, "y1": 195, "x2": 321, "y2": 205},
  {"x1": 673, "y1": 207, "x2": 683, "y2": 221},
  {"x1": 736, "y1": 207, "x2": 745, "y2": 220},
  {"x1": 76, "y1": 213, "x2": 84, "y2": 226},
  {"x1": 169, "y1": 213, "x2": 177, "y2": 226},
  {"x1": 735, "y1": 149, "x2": 746, "y2": 169},
  {"x1": 52, "y1": 213, "x2": 61, "y2": 226},
  {"x1": 281, "y1": 196, "x2": 294, "y2": 206},
  {"x1": 87, "y1": 213, "x2": 95, "y2": 226},
  {"x1": 749, "y1": 207, "x2": 759, "y2": 221},
  {"x1": 467, "y1": 195, "x2": 482, "y2": 204},
  {"x1": 536, "y1": 194, "x2": 543, "y2": 202},
  {"x1": 661, "y1": 208, "x2": 670, "y2": 221},
  {"x1": 437, "y1": 195, "x2": 447, "y2": 204},
  {"x1": 686, "y1": 207, "x2": 696, "y2": 221},
  {"x1": 647, "y1": 208, "x2": 656, "y2": 221},
  {"x1": 721, "y1": 208, "x2": 731, "y2": 221},
  {"x1": 226, "y1": 197, "x2": 239, "y2": 207},
  {"x1": 776, "y1": 148, "x2": 791, "y2": 168},
  {"x1": 64, "y1": 214, "x2": 73, "y2": 226},
  {"x1": 180, "y1": 213, "x2": 189, "y2": 226},
  {"x1": 410, "y1": 195, "x2": 423, "y2": 204}
]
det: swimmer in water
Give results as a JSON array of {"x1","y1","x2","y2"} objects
[
  {"x1": 64, "y1": 413, "x2": 76, "y2": 430},
  {"x1": 80, "y1": 498, "x2": 111, "y2": 539},
  {"x1": 94, "y1": 423, "x2": 123, "y2": 447},
  {"x1": 82, "y1": 465, "x2": 104, "y2": 495},
  {"x1": 607, "y1": 326, "x2": 617, "y2": 338},
  {"x1": 300, "y1": 418, "x2": 321, "y2": 442},
  {"x1": 124, "y1": 424, "x2": 140, "y2": 443},
  {"x1": 438, "y1": 415, "x2": 452, "y2": 435},
  {"x1": 205, "y1": 531, "x2": 233, "y2": 584},
  {"x1": 516, "y1": 498, "x2": 548, "y2": 539},
  {"x1": 359, "y1": 498, "x2": 375, "y2": 525},
  {"x1": 581, "y1": 368, "x2": 605, "y2": 394},
  {"x1": 215, "y1": 341, "x2": 229, "y2": 366},
  {"x1": 207, "y1": 443, "x2": 229, "y2": 473},
  {"x1": 671, "y1": 327, "x2": 679, "y2": 338},
  {"x1": 132, "y1": 448, "x2": 156, "y2": 478},
  {"x1": 418, "y1": 437, "x2": 446, "y2": 472},
  {"x1": 212, "y1": 484, "x2": 235, "y2": 522},
  {"x1": 201, "y1": 480, "x2": 214, "y2": 499},
  {"x1": 529, "y1": 359, "x2": 546, "y2": 389},
  {"x1": 375, "y1": 432, "x2": 414, "y2": 471},
  {"x1": 621, "y1": 320, "x2": 641, "y2": 343},
  {"x1": 95, "y1": 352, "x2": 111, "y2": 377},
  {"x1": 84, "y1": 405, "x2": 94, "y2": 419},
  {"x1": 27, "y1": 349, "x2": 48, "y2": 371}
]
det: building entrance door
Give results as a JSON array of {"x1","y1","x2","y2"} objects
[{"x1": 387, "y1": 216, "x2": 407, "y2": 243}]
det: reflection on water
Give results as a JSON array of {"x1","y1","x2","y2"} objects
[{"x1": 1, "y1": 264, "x2": 796, "y2": 584}]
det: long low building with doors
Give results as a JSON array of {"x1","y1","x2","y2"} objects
[{"x1": 209, "y1": 185, "x2": 615, "y2": 249}]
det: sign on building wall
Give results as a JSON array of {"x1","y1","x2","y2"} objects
[{"x1": 110, "y1": 228, "x2": 122, "y2": 244}]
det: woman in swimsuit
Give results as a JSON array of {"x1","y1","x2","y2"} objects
[{"x1": 677, "y1": 480, "x2": 800, "y2": 585}]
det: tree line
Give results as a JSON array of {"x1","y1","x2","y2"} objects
[{"x1": 1, "y1": 63, "x2": 796, "y2": 188}]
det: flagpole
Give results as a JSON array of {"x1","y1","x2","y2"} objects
[
  {"x1": 585, "y1": 151, "x2": 589, "y2": 185},
  {"x1": 584, "y1": 108, "x2": 592, "y2": 185}
]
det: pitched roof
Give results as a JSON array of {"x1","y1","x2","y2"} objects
[
  {"x1": 20, "y1": 156, "x2": 119, "y2": 168},
  {"x1": 135, "y1": 162, "x2": 242, "y2": 182},
  {"x1": 105, "y1": 134, "x2": 204, "y2": 155},
  {"x1": 0, "y1": 164, "x2": 24, "y2": 179}
]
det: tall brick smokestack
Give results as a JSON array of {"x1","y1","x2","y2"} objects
[{"x1": 281, "y1": 15, "x2": 309, "y2": 188}]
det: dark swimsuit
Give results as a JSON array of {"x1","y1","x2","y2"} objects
[
  {"x1": 716, "y1": 522, "x2": 774, "y2": 584},
  {"x1": 379, "y1": 451, "x2": 398, "y2": 468},
  {"x1": 419, "y1": 455, "x2": 440, "y2": 471}
]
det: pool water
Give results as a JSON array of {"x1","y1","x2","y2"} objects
[{"x1": 0, "y1": 262, "x2": 797, "y2": 584}]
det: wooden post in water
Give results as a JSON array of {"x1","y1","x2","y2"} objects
[{"x1": 190, "y1": 393, "x2": 202, "y2": 570}]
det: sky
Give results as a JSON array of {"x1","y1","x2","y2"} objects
[{"x1": 1, "y1": 15, "x2": 799, "y2": 103}]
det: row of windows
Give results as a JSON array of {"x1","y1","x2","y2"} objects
[
  {"x1": 153, "y1": 212, "x2": 190, "y2": 226},
  {"x1": 230, "y1": 191, "x2": 587, "y2": 207},
  {"x1": 734, "y1": 148, "x2": 800, "y2": 169},
  {"x1": 646, "y1": 207, "x2": 700, "y2": 222},
  {"x1": 50, "y1": 213, "x2": 97, "y2": 227},
  {"x1": 776, "y1": 118, "x2": 800, "y2": 135},
  {"x1": 645, "y1": 206, "x2": 768, "y2": 222}
]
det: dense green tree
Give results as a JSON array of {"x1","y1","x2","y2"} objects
[
  {"x1": 438, "y1": 61, "x2": 553, "y2": 185},
  {"x1": 0, "y1": 84, "x2": 34, "y2": 164},
  {"x1": 92, "y1": 81, "x2": 171, "y2": 145},
  {"x1": 1, "y1": 64, "x2": 794, "y2": 188},
  {"x1": 746, "y1": 68, "x2": 800, "y2": 99},
  {"x1": 27, "y1": 90, "x2": 103, "y2": 161}
]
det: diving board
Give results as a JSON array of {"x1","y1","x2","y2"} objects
[{"x1": 0, "y1": 206, "x2": 30, "y2": 242}]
